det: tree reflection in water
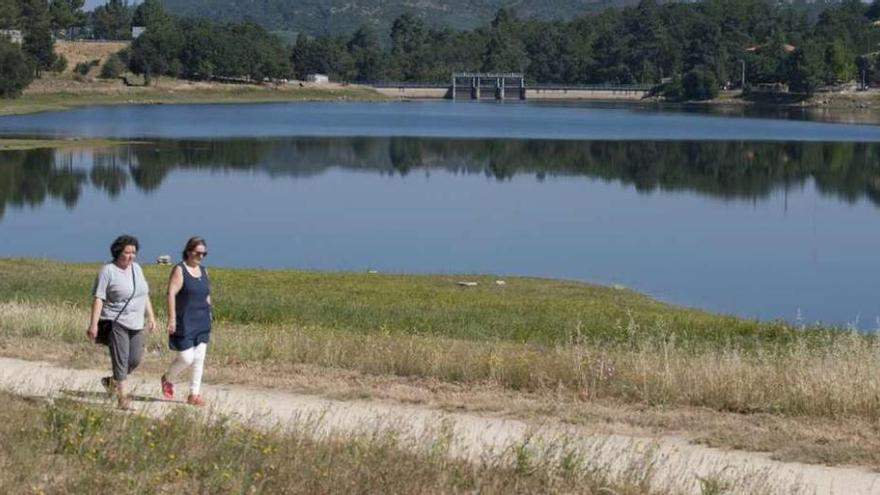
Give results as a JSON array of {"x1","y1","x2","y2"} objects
[{"x1": 1, "y1": 137, "x2": 879, "y2": 219}]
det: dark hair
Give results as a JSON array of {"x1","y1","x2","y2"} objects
[
  {"x1": 182, "y1": 236, "x2": 207, "y2": 261},
  {"x1": 110, "y1": 235, "x2": 139, "y2": 260}
]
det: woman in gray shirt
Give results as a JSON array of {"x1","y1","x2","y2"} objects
[{"x1": 87, "y1": 235, "x2": 156, "y2": 409}]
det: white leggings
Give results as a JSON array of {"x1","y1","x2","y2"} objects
[{"x1": 165, "y1": 343, "x2": 207, "y2": 395}]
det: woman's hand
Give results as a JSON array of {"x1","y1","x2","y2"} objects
[
  {"x1": 146, "y1": 317, "x2": 157, "y2": 333},
  {"x1": 86, "y1": 324, "x2": 97, "y2": 341},
  {"x1": 166, "y1": 320, "x2": 176, "y2": 335}
]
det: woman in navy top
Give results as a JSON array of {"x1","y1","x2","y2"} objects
[{"x1": 161, "y1": 236, "x2": 212, "y2": 406}]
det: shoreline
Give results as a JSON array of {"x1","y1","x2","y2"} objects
[
  {"x1": 0, "y1": 256, "x2": 814, "y2": 333},
  {"x1": 0, "y1": 137, "x2": 140, "y2": 150},
  {"x1": 0, "y1": 83, "x2": 388, "y2": 117},
  {"x1": 2, "y1": 82, "x2": 878, "y2": 121}
]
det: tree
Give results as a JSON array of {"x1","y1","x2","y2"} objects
[
  {"x1": 825, "y1": 39, "x2": 855, "y2": 83},
  {"x1": 291, "y1": 33, "x2": 353, "y2": 80},
  {"x1": 49, "y1": 0, "x2": 85, "y2": 36},
  {"x1": 390, "y1": 14, "x2": 428, "y2": 80},
  {"x1": 856, "y1": 54, "x2": 876, "y2": 88},
  {"x1": 132, "y1": 0, "x2": 171, "y2": 29},
  {"x1": 20, "y1": 0, "x2": 55, "y2": 75},
  {"x1": 91, "y1": 0, "x2": 132, "y2": 40},
  {"x1": 681, "y1": 67, "x2": 718, "y2": 100},
  {"x1": 784, "y1": 45, "x2": 823, "y2": 95},
  {"x1": 481, "y1": 8, "x2": 529, "y2": 73},
  {"x1": 0, "y1": 0, "x2": 20, "y2": 30},
  {"x1": 347, "y1": 25, "x2": 386, "y2": 81},
  {"x1": 868, "y1": 0, "x2": 880, "y2": 21},
  {"x1": 0, "y1": 39, "x2": 34, "y2": 97},
  {"x1": 100, "y1": 53, "x2": 124, "y2": 78},
  {"x1": 128, "y1": 18, "x2": 183, "y2": 83}
]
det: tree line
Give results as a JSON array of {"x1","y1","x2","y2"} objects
[
  {"x1": 0, "y1": 0, "x2": 293, "y2": 95},
  {"x1": 293, "y1": 0, "x2": 880, "y2": 99},
  {"x1": 3, "y1": 0, "x2": 880, "y2": 100}
]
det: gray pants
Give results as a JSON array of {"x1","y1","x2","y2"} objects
[{"x1": 109, "y1": 322, "x2": 143, "y2": 381}]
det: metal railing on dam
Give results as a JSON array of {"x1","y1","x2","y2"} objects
[{"x1": 367, "y1": 80, "x2": 656, "y2": 100}]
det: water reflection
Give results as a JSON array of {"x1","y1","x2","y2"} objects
[{"x1": 2, "y1": 138, "x2": 879, "y2": 219}]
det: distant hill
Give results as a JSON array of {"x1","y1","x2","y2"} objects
[
  {"x1": 159, "y1": 0, "x2": 859, "y2": 40},
  {"x1": 160, "y1": 0, "x2": 644, "y2": 38}
]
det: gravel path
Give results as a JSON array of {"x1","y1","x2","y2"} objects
[{"x1": 2, "y1": 356, "x2": 878, "y2": 495}]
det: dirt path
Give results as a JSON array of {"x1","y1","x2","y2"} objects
[{"x1": 1, "y1": 356, "x2": 877, "y2": 494}]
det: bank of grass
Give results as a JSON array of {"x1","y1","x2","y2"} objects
[
  {"x1": 0, "y1": 392, "x2": 666, "y2": 494},
  {"x1": 2, "y1": 299, "x2": 878, "y2": 423},
  {"x1": 0, "y1": 258, "x2": 817, "y2": 350},
  {"x1": 0, "y1": 138, "x2": 134, "y2": 151},
  {"x1": 1, "y1": 258, "x2": 876, "y2": 422},
  {"x1": 0, "y1": 85, "x2": 384, "y2": 116}
]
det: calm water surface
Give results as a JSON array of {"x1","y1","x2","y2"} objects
[{"x1": 0, "y1": 101, "x2": 879, "y2": 327}]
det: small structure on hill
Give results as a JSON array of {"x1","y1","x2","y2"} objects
[
  {"x1": 0, "y1": 29, "x2": 23, "y2": 45},
  {"x1": 306, "y1": 73, "x2": 329, "y2": 84},
  {"x1": 132, "y1": 26, "x2": 146, "y2": 38}
]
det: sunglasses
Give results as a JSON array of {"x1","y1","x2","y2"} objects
[{"x1": 193, "y1": 251, "x2": 208, "y2": 257}]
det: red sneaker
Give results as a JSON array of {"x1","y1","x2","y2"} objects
[
  {"x1": 161, "y1": 375, "x2": 174, "y2": 399},
  {"x1": 186, "y1": 394, "x2": 205, "y2": 407}
]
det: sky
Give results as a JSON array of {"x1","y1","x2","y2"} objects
[{"x1": 83, "y1": 0, "x2": 142, "y2": 12}]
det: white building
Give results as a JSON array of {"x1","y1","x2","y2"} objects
[
  {"x1": 306, "y1": 73, "x2": 329, "y2": 84},
  {"x1": 0, "y1": 29, "x2": 23, "y2": 45}
]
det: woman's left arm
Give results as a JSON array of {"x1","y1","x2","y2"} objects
[{"x1": 205, "y1": 267, "x2": 213, "y2": 321}]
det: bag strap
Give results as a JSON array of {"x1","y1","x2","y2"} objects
[{"x1": 111, "y1": 265, "x2": 137, "y2": 325}]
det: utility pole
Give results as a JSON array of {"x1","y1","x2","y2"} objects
[{"x1": 740, "y1": 59, "x2": 746, "y2": 89}]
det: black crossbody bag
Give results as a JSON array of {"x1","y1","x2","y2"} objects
[{"x1": 95, "y1": 267, "x2": 136, "y2": 346}]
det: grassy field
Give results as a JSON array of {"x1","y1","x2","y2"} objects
[
  {"x1": 0, "y1": 392, "x2": 668, "y2": 494},
  {"x1": 0, "y1": 138, "x2": 134, "y2": 151},
  {"x1": 0, "y1": 84, "x2": 384, "y2": 116},
  {"x1": 0, "y1": 259, "x2": 813, "y2": 349},
  {"x1": 0, "y1": 258, "x2": 873, "y2": 415},
  {"x1": 2, "y1": 257, "x2": 879, "y2": 469}
]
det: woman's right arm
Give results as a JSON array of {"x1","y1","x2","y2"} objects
[
  {"x1": 87, "y1": 297, "x2": 104, "y2": 341},
  {"x1": 88, "y1": 267, "x2": 110, "y2": 341},
  {"x1": 166, "y1": 265, "x2": 184, "y2": 335}
]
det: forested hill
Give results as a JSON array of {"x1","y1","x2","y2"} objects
[
  {"x1": 159, "y1": 0, "x2": 858, "y2": 38},
  {"x1": 159, "y1": 0, "x2": 646, "y2": 36}
]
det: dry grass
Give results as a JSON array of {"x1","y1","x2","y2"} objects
[
  {"x1": 0, "y1": 138, "x2": 134, "y2": 151},
  {"x1": 2, "y1": 76, "x2": 384, "y2": 116},
  {"x1": 2, "y1": 300, "x2": 880, "y2": 469},
  {"x1": 0, "y1": 390, "x2": 690, "y2": 495},
  {"x1": 2, "y1": 300, "x2": 877, "y2": 420},
  {"x1": 53, "y1": 40, "x2": 130, "y2": 76}
]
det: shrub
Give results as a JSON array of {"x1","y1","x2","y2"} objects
[
  {"x1": 682, "y1": 68, "x2": 719, "y2": 101},
  {"x1": 74, "y1": 59, "x2": 101, "y2": 76},
  {"x1": 0, "y1": 40, "x2": 34, "y2": 98},
  {"x1": 100, "y1": 54, "x2": 125, "y2": 79},
  {"x1": 50, "y1": 54, "x2": 68, "y2": 73}
]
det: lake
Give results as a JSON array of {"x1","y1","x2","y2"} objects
[{"x1": 0, "y1": 100, "x2": 879, "y2": 327}]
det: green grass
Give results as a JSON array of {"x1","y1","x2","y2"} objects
[
  {"x1": 0, "y1": 258, "x2": 809, "y2": 349},
  {"x1": 0, "y1": 392, "x2": 660, "y2": 494},
  {"x1": 0, "y1": 138, "x2": 134, "y2": 151},
  {"x1": 0, "y1": 85, "x2": 384, "y2": 116},
  {"x1": 3, "y1": 258, "x2": 879, "y2": 421}
]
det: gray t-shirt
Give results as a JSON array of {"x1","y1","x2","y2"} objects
[{"x1": 93, "y1": 262, "x2": 150, "y2": 331}]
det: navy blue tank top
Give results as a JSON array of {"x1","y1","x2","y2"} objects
[{"x1": 175, "y1": 262, "x2": 211, "y2": 335}]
